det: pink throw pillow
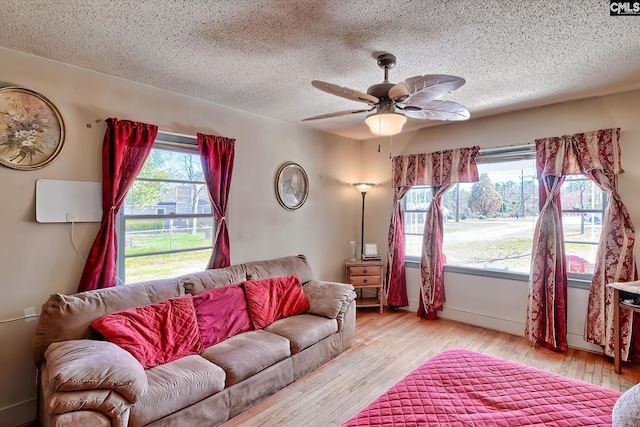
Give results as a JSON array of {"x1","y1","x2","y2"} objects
[
  {"x1": 91, "y1": 295, "x2": 204, "y2": 369},
  {"x1": 243, "y1": 275, "x2": 310, "y2": 329},
  {"x1": 191, "y1": 285, "x2": 253, "y2": 347}
]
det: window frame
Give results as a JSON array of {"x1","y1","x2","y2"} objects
[
  {"x1": 116, "y1": 132, "x2": 214, "y2": 285},
  {"x1": 401, "y1": 145, "x2": 605, "y2": 288}
]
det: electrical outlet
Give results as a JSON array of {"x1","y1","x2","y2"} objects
[
  {"x1": 66, "y1": 212, "x2": 78, "y2": 222},
  {"x1": 24, "y1": 306, "x2": 36, "y2": 322}
]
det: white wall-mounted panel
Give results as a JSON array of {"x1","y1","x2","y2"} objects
[{"x1": 35, "y1": 179, "x2": 102, "y2": 223}]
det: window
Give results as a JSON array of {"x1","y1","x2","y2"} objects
[
  {"x1": 560, "y1": 176, "x2": 606, "y2": 275},
  {"x1": 117, "y1": 138, "x2": 213, "y2": 285},
  {"x1": 403, "y1": 147, "x2": 606, "y2": 279}
]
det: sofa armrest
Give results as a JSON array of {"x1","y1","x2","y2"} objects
[
  {"x1": 45, "y1": 339, "x2": 148, "y2": 404},
  {"x1": 48, "y1": 388, "x2": 131, "y2": 426},
  {"x1": 303, "y1": 280, "x2": 356, "y2": 321}
]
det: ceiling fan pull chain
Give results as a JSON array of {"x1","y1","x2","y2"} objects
[{"x1": 389, "y1": 135, "x2": 393, "y2": 160}]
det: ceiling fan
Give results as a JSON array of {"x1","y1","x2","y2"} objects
[{"x1": 302, "y1": 53, "x2": 470, "y2": 136}]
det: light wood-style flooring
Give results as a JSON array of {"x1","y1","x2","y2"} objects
[{"x1": 222, "y1": 308, "x2": 640, "y2": 427}]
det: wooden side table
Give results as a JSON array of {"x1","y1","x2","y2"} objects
[
  {"x1": 345, "y1": 259, "x2": 384, "y2": 314},
  {"x1": 608, "y1": 281, "x2": 640, "y2": 374}
]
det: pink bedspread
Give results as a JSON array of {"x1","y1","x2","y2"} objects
[{"x1": 343, "y1": 348, "x2": 620, "y2": 426}]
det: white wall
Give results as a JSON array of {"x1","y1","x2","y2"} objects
[
  {"x1": 0, "y1": 47, "x2": 361, "y2": 427},
  {"x1": 361, "y1": 89, "x2": 640, "y2": 354}
]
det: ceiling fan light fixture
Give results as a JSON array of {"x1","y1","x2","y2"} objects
[{"x1": 365, "y1": 112, "x2": 407, "y2": 136}]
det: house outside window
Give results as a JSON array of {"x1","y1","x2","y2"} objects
[
  {"x1": 403, "y1": 146, "x2": 605, "y2": 279},
  {"x1": 117, "y1": 137, "x2": 213, "y2": 285}
]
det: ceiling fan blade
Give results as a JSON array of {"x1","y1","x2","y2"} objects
[
  {"x1": 311, "y1": 80, "x2": 379, "y2": 104},
  {"x1": 389, "y1": 75, "x2": 466, "y2": 103},
  {"x1": 403, "y1": 100, "x2": 470, "y2": 121},
  {"x1": 301, "y1": 108, "x2": 371, "y2": 121}
]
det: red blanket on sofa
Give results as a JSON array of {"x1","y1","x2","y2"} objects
[{"x1": 343, "y1": 348, "x2": 620, "y2": 426}]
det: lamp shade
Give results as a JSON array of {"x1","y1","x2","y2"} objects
[
  {"x1": 353, "y1": 183, "x2": 375, "y2": 193},
  {"x1": 365, "y1": 112, "x2": 407, "y2": 136}
]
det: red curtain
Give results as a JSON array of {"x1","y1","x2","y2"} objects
[
  {"x1": 386, "y1": 147, "x2": 480, "y2": 313},
  {"x1": 77, "y1": 119, "x2": 157, "y2": 292},
  {"x1": 197, "y1": 133, "x2": 235, "y2": 269},
  {"x1": 525, "y1": 175, "x2": 567, "y2": 351},
  {"x1": 386, "y1": 187, "x2": 410, "y2": 307}
]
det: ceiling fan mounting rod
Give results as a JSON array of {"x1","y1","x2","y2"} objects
[{"x1": 376, "y1": 53, "x2": 396, "y2": 83}]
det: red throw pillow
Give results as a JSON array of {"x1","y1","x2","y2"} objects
[
  {"x1": 191, "y1": 285, "x2": 253, "y2": 347},
  {"x1": 243, "y1": 275, "x2": 310, "y2": 329},
  {"x1": 91, "y1": 295, "x2": 204, "y2": 369}
]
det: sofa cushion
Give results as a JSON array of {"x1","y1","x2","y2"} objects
[
  {"x1": 91, "y1": 295, "x2": 203, "y2": 369},
  {"x1": 192, "y1": 285, "x2": 253, "y2": 347},
  {"x1": 200, "y1": 330, "x2": 290, "y2": 386},
  {"x1": 243, "y1": 254, "x2": 314, "y2": 284},
  {"x1": 180, "y1": 264, "x2": 247, "y2": 295},
  {"x1": 303, "y1": 280, "x2": 357, "y2": 319},
  {"x1": 130, "y1": 355, "x2": 226, "y2": 427},
  {"x1": 45, "y1": 339, "x2": 148, "y2": 404},
  {"x1": 265, "y1": 314, "x2": 339, "y2": 353},
  {"x1": 244, "y1": 275, "x2": 310, "y2": 329}
]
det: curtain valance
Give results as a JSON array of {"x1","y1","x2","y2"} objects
[
  {"x1": 392, "y1": 146, "x2": 481, "y2": 188},
  {"x1": 536, "y1": 128, "x2": 622, "y2": 178}
]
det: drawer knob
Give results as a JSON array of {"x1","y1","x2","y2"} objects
[
  {"x1": 363, "y1": 269, "x2": 368, "y2": 273},
  {"x1": 363, "y1": 279, "x2": 368, "y2": 283}
]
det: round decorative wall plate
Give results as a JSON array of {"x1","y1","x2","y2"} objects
[
  {"x1": 0, "y1": 86, "x2": 65, "y2": 170},
  {"x1": 275, "y1": 162, "x2": 309, "y2": 210}
]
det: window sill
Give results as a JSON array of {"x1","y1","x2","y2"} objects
[{"x1": 404, "y1": 260, "x2": 591, "y2": 290}]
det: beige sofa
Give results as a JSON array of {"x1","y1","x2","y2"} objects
[{"x1": 33, "y1": 255, "x2": 357, "y2": 427}]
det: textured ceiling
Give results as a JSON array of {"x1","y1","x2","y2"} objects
[{"x1": 1, "y1": 1, "x2": 640, "y2": 140}]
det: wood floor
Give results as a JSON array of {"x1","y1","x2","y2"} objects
[{"x1": 222, "y1": 308, "x2": 640, "y2": 427}]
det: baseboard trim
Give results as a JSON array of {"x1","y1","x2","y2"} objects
[
  {"x1": 0, "y1": 398, "x2": 36, "y2": 413},
  {"x1": 403, "y1": 304, "x2": 604, "y2": 354},
  {"x1": 1, "y1": 397, "x2": 37, "y2": 427},
  {"x1": 439, "y1": 306, "x2": 525, "y2": 337}
]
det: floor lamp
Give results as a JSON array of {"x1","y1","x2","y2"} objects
[{"x1": 353, "y1": 183, "x2": 376, "y2": 259}]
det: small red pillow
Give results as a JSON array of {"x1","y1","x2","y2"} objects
[
  {"x1": 243, "y1": 275, "x2": 310, "y2": 329},
  {"x1": 191, "y1": 285, "x2": 253, "y2": 347},
  {"x1": 91, "y1": 295, "x2": 203, "y2": 369}
]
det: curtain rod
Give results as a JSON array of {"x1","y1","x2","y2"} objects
[
  {"x1": 479, "y1": 141, "x2": 534, "y2": 154},
  {"x1": 157, "y1": 130, "x2": 197, "y2": 145}
]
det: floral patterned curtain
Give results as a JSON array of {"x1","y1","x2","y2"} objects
[
  {"x1": 525, "y1": 175, "x2": 567, "y2": 351},
  {"x1": 386, "y1": 147, "x2": 480, "y2": 313},
  {"x1": 580, "y1": 130, "x2": 636, "y2": 360},
  {"x1": 418, "y1": 183, "x2": 456, "y2": 319},
  {"x1": 526, "y1": 128, "x2": 636, "y2": 357}
]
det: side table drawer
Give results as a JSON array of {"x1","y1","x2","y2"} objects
[
  {"x1": 349, "y1": 275, "x2": 381, "y2": 286},
  {"x1": 349, "y1": 266, "x2": 382, "y2": 276},
  {"x1": 345, "y1": 260, "x2": 384, "y2": 314}
]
